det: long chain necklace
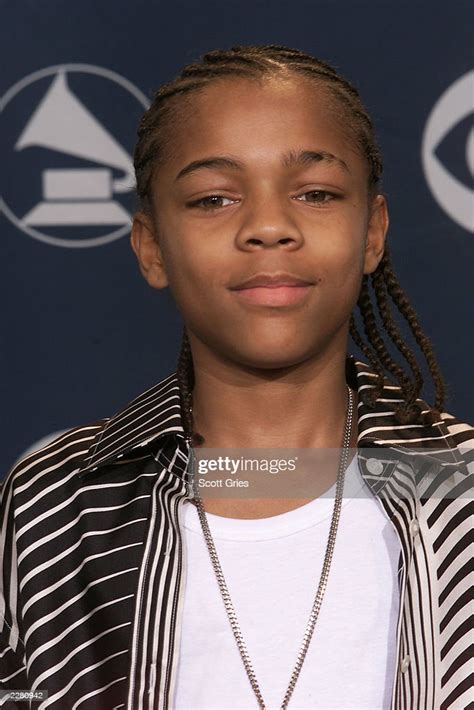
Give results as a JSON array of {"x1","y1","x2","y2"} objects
[{"x1": 185, "y1": 385, "x2": 354, "y2": 709}]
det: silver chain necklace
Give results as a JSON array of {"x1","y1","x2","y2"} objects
[{"x1": 186, "y1": 385, "x2": 354, "y2": 709}]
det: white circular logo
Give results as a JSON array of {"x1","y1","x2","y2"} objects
[
  {"x1": 1, "y1": 64, "x2": 150, "y2": 248},
  {"x1": 421, "y1": 70, "x2": 474, "y2": 233}
]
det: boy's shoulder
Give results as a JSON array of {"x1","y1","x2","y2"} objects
[
  {"x1": 417, "y1": 409, "x2": 473, "y2": 500},
  {"x1": 437, "y1": 409, "x2": 473, "y2": 439},
  {"x1": 2, "y1": 370, "x2": 182, "y2": 497},
  {"x1": 1, "y1": 418, "x2": 110, "y2": 499},
  {"x1": 435, "y1": 409, "x2": 473, "y2": 462}
]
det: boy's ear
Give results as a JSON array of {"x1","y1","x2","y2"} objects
[
  {"x1": 363, "y1": 194, "x2": 389, "y2": 275},
  {"x1": 130, "y1": 212, "x2": 169, "y2": 289}
]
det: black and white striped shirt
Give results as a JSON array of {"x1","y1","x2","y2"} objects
[{"x1": 1, "y1": 355, "x2": 472, "y2": 709}]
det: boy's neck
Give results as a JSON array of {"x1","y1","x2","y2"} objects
[
  {"x1": 189, "y1": 348, "x2": 357, "y2": 451},
  {"x1": 187, "y1": 347, "x2": 359, "y2": 518}
]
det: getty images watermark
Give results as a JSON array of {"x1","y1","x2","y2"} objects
[{"x1": 185, "y1": 447, "x2": 472, "y2": 501}]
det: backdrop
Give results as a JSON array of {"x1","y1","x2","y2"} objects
[{"x1": 1, "y1": 0, "x2": 473, "y2": 477}]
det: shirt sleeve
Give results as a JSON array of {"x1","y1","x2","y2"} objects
[{"x1": 0, "y1": 473, "x2": 29, "y2": 708}]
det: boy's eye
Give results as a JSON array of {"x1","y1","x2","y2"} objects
[
  {"x1": 188, "y1": 195, "x2": 237, "y2": 209},
  {"x1": 295, "y1": 190, "x2": 336, "y2": 205}
]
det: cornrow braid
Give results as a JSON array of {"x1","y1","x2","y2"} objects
[
  {"x1": 133, "y1": 44, "x2": 447, "y2": 443},
  {"x1": 176, "y1": 329, "x2": 204, "y2": 447},
  {"x1": 349, "y1": 246, "x2": 445, "y2": 427},
  {"x1": 380, "y1": 252, "x2": 446, "y2": 414},
  {"x1": 356, "y1": 275, "x2": 416, "y2": 408}
]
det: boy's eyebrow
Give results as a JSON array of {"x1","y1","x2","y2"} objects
[
  {"x1": 175, "y1": 149, "x2": 350, "y2": 181},
  {"x1": 283, "y1": 149, "x2": 350, "y2": 174}
]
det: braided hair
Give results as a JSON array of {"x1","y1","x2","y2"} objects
[{"x1": 133, "y1": 44, "x2": 445, "y2": 444}]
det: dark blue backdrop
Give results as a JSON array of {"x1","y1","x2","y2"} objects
[{"x1": 2, "y1": 0, "x2": 473, "y2": 475}]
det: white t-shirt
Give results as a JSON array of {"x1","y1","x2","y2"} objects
[{"x1": 174, "y1": 457, "x2": 402, "y2": 710}]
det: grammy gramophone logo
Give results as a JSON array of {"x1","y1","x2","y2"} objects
[{"x1": 1, "y1": 64, "x2": 150, "y2": 248}]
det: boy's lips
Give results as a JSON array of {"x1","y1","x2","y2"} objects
[
  {"x1": 228, "y1": 272, "x2": 315, "y2": 289},
  {"x1": 228, "y1": 272, "x2": 316, "y2": 307},
  {"x1": 230, "y1": 284, "x2": 313, "y2": 307}
]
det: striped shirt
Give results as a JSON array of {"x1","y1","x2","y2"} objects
[{"x1": 1, "y1": 354, "x2": 472, "y2": 710}]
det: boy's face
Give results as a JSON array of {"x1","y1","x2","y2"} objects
[{"x1": 131, "y1": 75, "x2": 388, "y2": 369}]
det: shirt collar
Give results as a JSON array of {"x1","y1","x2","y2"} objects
[{"x1": 77, "y1": 354, "x2": 466, "y2": 479}]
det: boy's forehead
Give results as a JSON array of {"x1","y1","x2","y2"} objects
[
  {"x1": 162, "y1": 77, "x2": 354, "y2": 167},
  {"x1": 185, "y1": 74, "x2": 332, "y2": 115}
]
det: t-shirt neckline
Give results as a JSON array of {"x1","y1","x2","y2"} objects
[{"x1": 182, "y1": 456, "x2": 367, "y2": 541}]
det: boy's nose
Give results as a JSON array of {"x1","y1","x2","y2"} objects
[{"x1": 234, "y1": 196, "x2": 303, "y2": 250}]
